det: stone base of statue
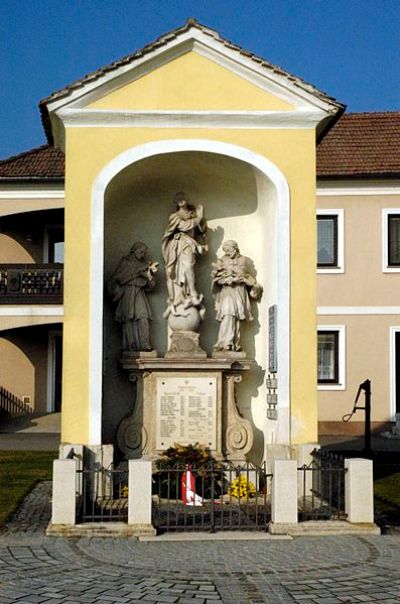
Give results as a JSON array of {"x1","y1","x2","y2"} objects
[
  {"x1": 165, "y1": 331, "x2": 206, "y2": 358},
  {"x1": 118, "y1": 355, "x2": 254, "y2": 462},
  {"x1": 120, "y1": 349, "x2": 158, "y2": 359},
  {"x1": 165, "y1": 302, "x2": 206, "y2": 358},
  {"x1": 212, "y1": 350, "x2": 247, "y2": 359}
]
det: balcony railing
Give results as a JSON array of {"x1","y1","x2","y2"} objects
[{"x1": 0, "y1": 264, "x2": 63, "y2": 304}]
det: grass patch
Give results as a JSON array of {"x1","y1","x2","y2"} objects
[
  {"x1": 0, "y1": 450, "x2": 56, "y2": 527},
  {"x1": 374, "y1": 472, "x2": 400, "y2": 516}
]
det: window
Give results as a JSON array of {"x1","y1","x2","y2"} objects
[
  {"x1": 317, "y1": 210, "x2": 344, "y2": 273},
  {"x1": 317, "y1": 215, "x2": 337, "y2": 266},
  {"x1": 317, "y1": 326, "x2": 346, "y2": 390},
  {"x1": 388, "y1": 213, "x2": 400, "y2": 267},
  {"x1": 44, "y1": 226, "x2": 64, "y2": 264},
  {"x1": 318, "y1": 331, "x2": 338, "y2": 383},
  {"x1": 382, "y1": 209, "x2": 400, "y2": 272}
]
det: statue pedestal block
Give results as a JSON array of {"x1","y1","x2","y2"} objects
[
  {"x1": 117, "y1": 356, "x2": 254, "y2": 462},
  {"x1": 165, "y1": 331, "x2": 206, "y2": 358}
]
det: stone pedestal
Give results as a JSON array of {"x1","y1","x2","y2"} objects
[
  {"x1": 165, "y1": 331, "x2": 207, "y2": 358},
  {"x1": 117, "y1": 355, "x2": 254, "y2": 461}
]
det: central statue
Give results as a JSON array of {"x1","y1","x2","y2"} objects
[{"x1": 162, "y1": 192, "x2": 207, "y2": 356}]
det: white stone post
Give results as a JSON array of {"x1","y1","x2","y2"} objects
[
  {"x1": 271, "y1": 459, "x2": 298, "y2": 524},
  {"x1": 128, "y1": 460, "x2": 154, "y2": 532},
  {"x1": 345, "y1": 458, "x2": 374, "y2": 524},
  {"x1": 52, "y1": 459, "x2": 77, "y2": 525}
]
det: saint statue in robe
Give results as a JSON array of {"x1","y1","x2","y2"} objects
[
  {"x1": 212, "y1": 240, "x2": 262, "y2": 352},
  {"x1": 109, "y1": 241, "x2": 158, "y2": 351}
]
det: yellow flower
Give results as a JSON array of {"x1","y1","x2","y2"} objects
[{"x1": 228, "y1": 476, "x2": 256, "y2": 499}]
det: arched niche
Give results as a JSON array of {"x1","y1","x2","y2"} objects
[{"x1": 91, "y1": 140, "x2": 290, "y2": 448}]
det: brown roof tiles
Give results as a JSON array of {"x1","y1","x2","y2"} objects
[
  {"x1": 1, "y1": 112, "x2": 399, "y2": 181},
  {"x1": 0, "y1": 145, "x2": 64, "y2": 181},
  {"x1": 317, "y1": 111, "x2": 400, "y2": 178}
]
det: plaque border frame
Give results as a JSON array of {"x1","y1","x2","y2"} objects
[{"x1": 150, "y1": 371, "x2": 222, "y2": 454}]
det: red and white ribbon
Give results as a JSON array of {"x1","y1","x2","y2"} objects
[{"x1": 181, "y1": 467, "x2": 203, "y2": 506}]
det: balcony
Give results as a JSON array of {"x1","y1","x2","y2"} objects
[{"x1": 0, "y1": 264, "x2": 63, "y2": 304}]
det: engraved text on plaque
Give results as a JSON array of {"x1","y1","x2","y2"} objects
[{"x1": 156, "y1": 376, "x2": 217, "y2": 450}]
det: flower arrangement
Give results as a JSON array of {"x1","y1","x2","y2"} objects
[
  {"x1": 153, "y1": 442, "x2": 224, "y2": 499},
  {"x1": 156, "y1": 442, "x2": 215, "y2": 467},
  {"x1": 228, "y1": 475, "x2": 257, "y2": 499}
]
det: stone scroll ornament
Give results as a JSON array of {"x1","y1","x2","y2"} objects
[
  {"x1": 212, "y1": 240, "x2": 263, "y2": 353},
  {"x1": 225, "y1": 375, "x2": 254, "y2": 461},
  {"x1": 108, "y1": 242, "x2": 158, "y2": 352},
  {"x1": 117, "y1": 372, "x2": 148, "y2": 458},
  {"x1": 162, "y1": 192, "x2": 208, "y2": 356}
]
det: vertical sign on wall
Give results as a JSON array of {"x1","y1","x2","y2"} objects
[{"x1": 268, "y1": 305, "x2": 277, "y2": 374}]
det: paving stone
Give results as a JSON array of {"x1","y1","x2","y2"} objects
[{"x1": 6, "y1": 482, "x2": 400, "y2": 604}]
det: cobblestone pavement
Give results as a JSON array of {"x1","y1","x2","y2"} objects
[{"x1": 1, "y1": 483, "x2": 400, "y2": 603}]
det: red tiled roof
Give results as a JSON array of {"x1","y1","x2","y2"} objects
[
  {"x1": 0, "y1": 145, "x2": 64, "y2": 181},
  {"x1": 317, "y1": 111, "x2": 400, "y2": 178},
  {"x1": 1, "y1": 112, "x2": 399, "y2": 181},
  {"x1": 39, "y1": 18, "x2": 343, "y2": 144}
]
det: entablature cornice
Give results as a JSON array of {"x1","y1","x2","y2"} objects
[{"x1": 57, "y1": 106, "x2": 326, "y2": 131}]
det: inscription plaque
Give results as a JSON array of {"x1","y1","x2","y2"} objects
[
  {"x1": 269, "y1": 304, "x2": 278, "y2": 373},
  {"x1": 156, "y1": 376, "x2": 217, "y2": 450}
]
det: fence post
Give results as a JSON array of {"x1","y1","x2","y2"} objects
[
  {"x1": 128, "y1": 460, "x2": 154, "y2": 532},
  {"x1": 52, "y1": 459, "x2": 76, "y2": 525},
  {"x1": 296, "y1": 444, "x2": 320, "y2": 496},
  {"x1": 345, "y1": 458, "x2": 374, "y2": 523},
  {"x1": 271, "y1": 460, "x2": 298, "y2": 524}
]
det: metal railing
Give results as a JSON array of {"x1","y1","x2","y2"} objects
[
  {"x1": 0, "y1": 386, "x2": 32, "y2": 419},
  {"x1": 152, "y1": 461, "x2": 272, "y2": 533},
  {"x1": 298, "y1": 449, "x2": 347, "y2": 521},
  {"x1": 76, "y1": 464, "x2": 128, "y2": 523},
  {"x1": 0, "y1": 264, "x2": 63, "y2": 304}
]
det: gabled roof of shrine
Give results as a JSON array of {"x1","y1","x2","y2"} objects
[{"x1": 39, "y1": 18, "x2": 344, "y2": 144}]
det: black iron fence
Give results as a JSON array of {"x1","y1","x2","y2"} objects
[
  {"x1": 298, "y1": 449, "x2": 347, "y2": 521},
  {"x1": 0, "y1": 386, "x2": 32, "y2": 419},
  {"x1": 0, "y1": 264, "x2": 63, "y2": 304},
  {"x1": 152, "y1": 461, "x2": 272, "y2": 533},
  {"x1": 76, "y1": 464, "x2": 128, "y2": 523}
]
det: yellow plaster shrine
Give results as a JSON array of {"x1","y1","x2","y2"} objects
[
  {"x1": 88, "y1": 51, "x2": 294, "y2": 112},
  {"x1": 62, "y1": 126, "x2": 317, "y2": 447}
]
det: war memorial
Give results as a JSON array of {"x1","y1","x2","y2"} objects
[{"x1": 3, "y1": 18, "x2": 370, "y2": 534}]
